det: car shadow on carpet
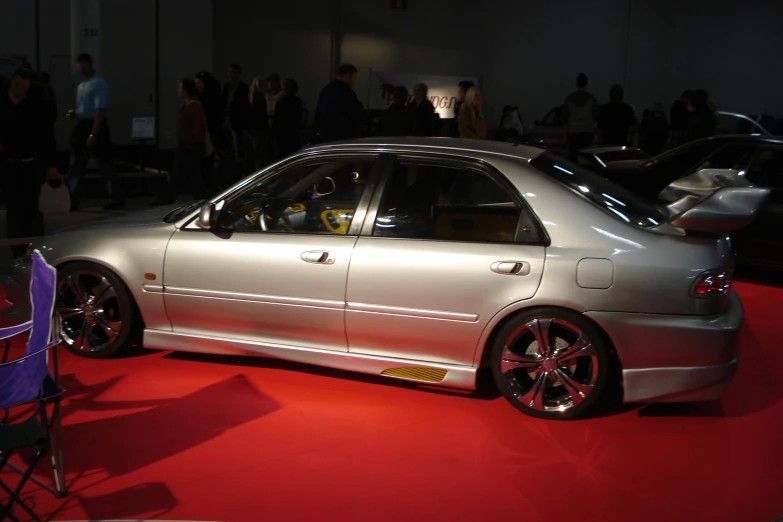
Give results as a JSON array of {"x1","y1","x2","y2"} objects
[
  {"x1": 44, "y1": 481, "x2": 179, "y2": 521},
  {"x1": 27, "y1": 374, "x2": 280, "y2": 520},
  {"x1": 164, "y1": 351, "x2": 503, "y2": 401}
]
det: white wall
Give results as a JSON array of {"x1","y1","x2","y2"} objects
[
  {"x1": 0, "y1": 0, "x2": 36, "y2": 62},
  {"x1": 478, "y1": 0, "x2": 631, "y2": 127},
  {"x1": 340, "y1": 0, "x2": 486, "y2": 109},
  {"x1": 159, "y1": 0, "x2": 213, "y2": 149},
  {"x1": 661, "y1": 0, "x2": 783, "y2": 116},
  {"x1": 1, "y1": 0, "x2": 212, "y2": 150},
  {"x1": 213, "y1": 0, "x2": 334, "y2": 125},
  {"x1": 337, "y1": 0, "x2": 783, "y2": 126}
]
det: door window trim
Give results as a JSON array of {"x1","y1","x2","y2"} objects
[
  {"x1": 181, "y1": 151, "x2": 393, "y2": 236},
  {"x1": 361, "y1": 152, "x2": 549, "y2": 246}
]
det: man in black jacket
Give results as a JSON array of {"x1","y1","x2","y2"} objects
[
  {"x1": 0, "y1": 68, "x2": 58, "y2": 258},
  {"x1": 223, "y1": 63, "x2": 249, "y2": 160},
  {"x1": 313, "y1": 64, "x2": 365, "y2": 144}
]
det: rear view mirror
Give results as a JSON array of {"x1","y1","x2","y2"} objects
[
  {"x1": 197, "y1": 202, "x2": 217, "y2": 229},
  {"x1": 314, "y1": 176, "x2": 336, "y2": 197}
]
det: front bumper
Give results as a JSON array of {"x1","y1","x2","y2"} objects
[{"x1": 585, "y1": 290, "x2": 744, "y2": 403}]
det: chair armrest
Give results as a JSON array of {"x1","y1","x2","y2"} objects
[
  {"x1": 0, "y1": 341, "x2": 61, "y2": 368},
  {"x1": 0, "y1": 321, "x2": 33, "y2": 341}
]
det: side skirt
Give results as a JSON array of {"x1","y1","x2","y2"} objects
[{"x1": 143, "y1": 329, "x2": 478, "y2": 391}]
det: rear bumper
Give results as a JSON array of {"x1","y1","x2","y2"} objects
[{"x1": 585, "y1": 290, "x2": 743, "y2": 403}]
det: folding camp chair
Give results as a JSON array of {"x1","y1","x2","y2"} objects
[{"x1": 0, "y1": 250, "x2": 66, "y2": 521}]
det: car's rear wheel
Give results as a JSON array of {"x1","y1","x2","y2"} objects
[
  {"x1": 56, "y1": 262, "x2": 140, "y2": 359},
  {"x1": 490, "y1": 308, "x2": 610, "y2": 420}
]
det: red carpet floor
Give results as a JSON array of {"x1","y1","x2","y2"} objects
[{"x1": 2, "y1": 281, "x2": 783, "y2": 521}]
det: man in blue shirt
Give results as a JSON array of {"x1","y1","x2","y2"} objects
[{"x1": 66, "y1": 53, "x2": 125, "y2": 210}]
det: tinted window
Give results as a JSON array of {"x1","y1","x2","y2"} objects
[
  {"x1": 716, "y1": 113, "x2": 758, "y2": 135},
  {"x1": 541, "y1": 107, "x2": 563, "y2": 126},
  {"x1": 746, "y1": 148, "x2": 783, "y2": 188},
  {"x1": 530, "y1": 152, "x2": 667, "y2": 228},
  {"x1": 373, "y1": 161, "x2": 542, "y2": 243},
  {"x1": 695, "y1": 143, "x2": 756, "y2": 171},
  {"x1": 216, "y1": 157, "x2": 375, "y2": 234}
]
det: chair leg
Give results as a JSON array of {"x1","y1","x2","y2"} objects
[
  {"x1": 1, "y1": 448, "x2": 45, "y2": 522},
  {"x1": 49, "y1": 400, "x2": 67, "y2": 497}
]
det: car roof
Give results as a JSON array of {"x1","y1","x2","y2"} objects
[
  {"x1": 695, "y1": 134, "x2": 783, "y2": 145},
  {"x1": 303, "y1": 137, "x2": 544, "y2": 161}
]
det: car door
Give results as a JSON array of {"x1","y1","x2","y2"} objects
[
  {"x1": 730, "y1": 145, "x2": 783, "y2": 268},
  {"x1": 345, "y1": 154, "x2": 547, "y2": 366},
  {"x1": 162, "y1": 152, "x2": 386, "y2": 352}
]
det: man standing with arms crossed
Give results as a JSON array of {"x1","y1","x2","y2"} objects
[
  {"x1": 67, "y1": 53, "x2": 125, "y2": 210},
  {"x1": 0, "y1": 68, "x2": 58, "y2": 259}
]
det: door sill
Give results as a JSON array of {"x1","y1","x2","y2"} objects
[{"x1": 143, "y1": 329, "x2": 478, "y2": 390}]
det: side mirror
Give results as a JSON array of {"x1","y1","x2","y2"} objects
[
  {"x1": 313, "y1": 176, "x2": 336, "y2": 197},
  {"x1": 197, "y1": 202, "x2": 217, "y2": 229}
]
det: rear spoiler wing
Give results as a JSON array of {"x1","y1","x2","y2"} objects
[{"x1": 659, "y1": 169, "x2": 770, "y2": 233}]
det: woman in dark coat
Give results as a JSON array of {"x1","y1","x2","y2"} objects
[
  {"x1": 273, "y1": 79, "x2": 304, "y2": 159},
  {"x1": 194, "y1": 71, "x2": 222, "y2": 193},
  {"x1": 379, "y1": 86, "x2": 412, "y2": 137}
]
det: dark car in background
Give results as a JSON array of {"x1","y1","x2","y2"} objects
[
  {"x1": 599, "y1": 135, "x2": 783, "y2": 272},
  {"x1": 577, "y1": 146, "x2": 650, "y2": 172},
  {"x1": 523, "y1": 106, "x2": 565, "y2": 150},
  {"x1": 716, "y1": 111, "x2": 780, "y2": 136}
]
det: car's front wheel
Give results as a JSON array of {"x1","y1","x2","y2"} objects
[
  {"x1": 56, "y1": 262, "x2": 140, "y2": 359},
  {"x1": 491, "y1": 308, "x2": 611, "y2": 420}
]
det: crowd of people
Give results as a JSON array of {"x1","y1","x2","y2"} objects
[
  {"x1": 0, "y1": 54, "x2": 723, "y2": 260},
  {"x1": 560, "y1": 73, "x2": 718, "y2": 158}
]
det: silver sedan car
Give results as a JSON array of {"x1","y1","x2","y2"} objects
[{"x1": 4, "y1": 138, "x2": 767, "y2": 419}]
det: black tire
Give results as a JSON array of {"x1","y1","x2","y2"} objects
[
  {"x1": 56, "y1": 262, "x2": 141, "y2": 359},
  {"x1": 490, "y1": 307, "x2": 611, "y2": 420}
]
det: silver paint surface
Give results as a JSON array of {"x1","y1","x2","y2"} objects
[{"x1": 7, "y1": 138, "x2": 746, "y2": 402}]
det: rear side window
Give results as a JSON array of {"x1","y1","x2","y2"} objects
[
  {"x1": 530, "y1": 152, "x2": 667, "y2": 228},
  {"x1": 373, "y1": 160, "x2": 544, "y2": 244}
]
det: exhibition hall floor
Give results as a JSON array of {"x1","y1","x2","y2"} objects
[{"x1": 2, "y1": 281, "x2": 782, "y2": 522}]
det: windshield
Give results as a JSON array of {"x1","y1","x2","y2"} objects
[
  {"x1": 530, "y1": 152, "x2": 667, "y2": 228},
  {"x1": 163, "y1": 200, "x2": 205, "y2": 223}
]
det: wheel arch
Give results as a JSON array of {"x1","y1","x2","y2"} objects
[
  {"x1": 474, "y1": 304, "x2": 623, "y2": 381},
  {"x1": 53, "y1": 256, "x2": 147, "y2": 329}
]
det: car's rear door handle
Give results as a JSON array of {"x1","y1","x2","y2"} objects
[
  {"x1": 491, "y1": 261, "x2": 530, "y2": 276},
  {"x1": 301, "y1": 251, "x2": 335, "y2": 264}
]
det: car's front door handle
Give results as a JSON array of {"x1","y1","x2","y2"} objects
[
  {"x1": 491, "y1": 261, "x2": 530, "y2": 276},
  {"x1": 301, "y1": 251, "x2": 335, "y2": 265}
]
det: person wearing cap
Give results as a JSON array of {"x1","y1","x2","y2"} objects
[
  {"x1": 0, "y1": 67, "x2": 58, "y2": 258},
  {"x1": 66, "y1": 53, "x2": 126, "y2": 210}
]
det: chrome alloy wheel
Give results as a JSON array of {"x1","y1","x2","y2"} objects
[
  {"x1": 57, "y1": 271, "x2": 123, "y2": 353},
  {"x1": 500, "y1": 318, "x2": 599, "y2": 413}
]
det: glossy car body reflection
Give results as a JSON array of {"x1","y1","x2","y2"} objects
[{"x1": 4, "y1": 138, "x2": 755, "y2": 418}]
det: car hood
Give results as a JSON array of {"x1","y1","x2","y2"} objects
[{"x1": 50, "y1": 205, "x2": 181, "y2": 234}]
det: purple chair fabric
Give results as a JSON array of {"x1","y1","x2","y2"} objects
[{"x1": 0, "y1": 250, "x2": 59, "y2": 410}]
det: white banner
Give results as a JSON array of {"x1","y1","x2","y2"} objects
[{"x1": 368, "y1": 71, "x2": 480, "y2": 119}]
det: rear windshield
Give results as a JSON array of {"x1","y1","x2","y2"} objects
[
  {"x1": 597, "y1": 149, "x2": 649, "y2": 163},
  {"x1": 530, "y1": 152, "x2": 667, "y2": 228}
]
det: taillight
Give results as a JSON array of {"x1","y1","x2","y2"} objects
[{"x1": 691, "y1": 269, "x2": 732, "y2": 298}]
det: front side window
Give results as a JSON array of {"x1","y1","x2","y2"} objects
[
  {"x1": 531, "y1": 152, "x2": 667, "y2": 228},
  {"x1": 373, "y1": 160, "x2": 542, "y2": 244},
  {"x1": 215, "y1": 157, "x2": 375, "y2": 234}
]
